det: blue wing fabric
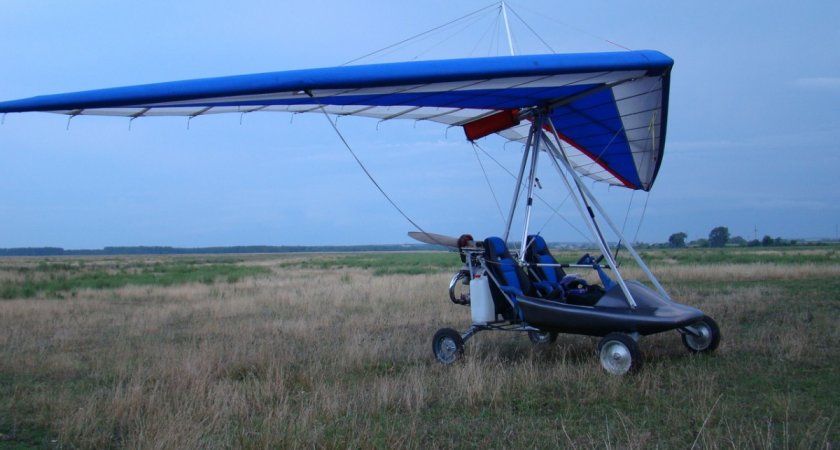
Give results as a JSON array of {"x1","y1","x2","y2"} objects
[{"x1": 0, "y1": 51, "x2": 673, "y2": 190}]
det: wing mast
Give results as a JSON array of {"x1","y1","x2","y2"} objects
[{"x1": 501, "y1": 1, "x2": 516, "y2": 56}]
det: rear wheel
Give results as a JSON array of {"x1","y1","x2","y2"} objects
[
  {"x1": 528, "y1": 330, "x2": 558, "y2": 345},
  {"x1": 681, "y1": 316, "x2": 721, "y2": 353},
  {"x1": 597, "y1": 333, "x2": 642, "y2": 375},
  {"x1": 432, "y1": 328, "x2": 464, "y2": 365}
]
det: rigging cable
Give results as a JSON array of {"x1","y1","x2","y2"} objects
[
  {"x1": 409, "y1": 12, "x2": 495, "y2": 61},
  {"x1": 633, "y1": 191, "x2": 651, "y2": 245},
  {"x1": 469, "y1": 10, "x2": 504, "y2": 57},
  {"x1": 472, "y1": 140, "x2": 593, "y2": 244},
  {"x1": 504, "y1": 3, "x2": 555, "y2": 53},
  {"x1": 467, "y1": 2, "x2": 507, "y2": 57},
  {"x1": 510, "y1": 2, "x2": 632, "y2": 51},
  {"x1": 315, "y1": 106, "x2": 439, "y2": 245},
  {"x1": 614, "y1": 189, "x2": 636, "y2": 260},
  {"x1": 341, "y1": 2, "x2": 499, "y2": 66},
  {"x1": 471, "y1": 142, "x2": 507, "y2": 226},
  {"x1": 533, "y1": 190, "x2": 573, "y2": 238}
]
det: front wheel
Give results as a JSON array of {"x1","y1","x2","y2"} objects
[
  {"x1": 681, "y1": 316, "x2": 721, "y2": 353},
  {"x1": 528, "y1": 330, "x2": 558, "y2": 345},
  {"x1": 432, "y1": 328, "x2": 464, "y2": 365},
  {"x1": 597, "y1": 333, "x2": 642, "y2": 375}
]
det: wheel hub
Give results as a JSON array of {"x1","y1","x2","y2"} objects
[
  {"x1": 601, "y1": 342, "x2": 631, "y2": 374},
  {"x1": 438, "y1": 337, "x2": 458, "y2": 363},
  {"x1": 441, "y1": 339, "x2": 456, "y2": 355},
  {"x1": 685, "y1": 324, "x2": 711, "y2": 350}
]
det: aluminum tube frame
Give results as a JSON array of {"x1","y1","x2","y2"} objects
[
  {"x1": 518, "y1": 115, "x2": 545, "y2": 257},
  {"x1": 502, "y1": 122, "x2": 537, "y2": 244},
  {"x1": 543, "y1": 121, "x2": 672, "y2": 302},
  {"x1": 540, "y1": 134, "x2": 637, "y2": 309}
]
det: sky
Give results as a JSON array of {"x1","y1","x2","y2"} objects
[{"x1": 0, "y1": 0, "x2": 838, "y2": 248}]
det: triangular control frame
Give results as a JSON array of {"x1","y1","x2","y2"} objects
[{"x1": 501, "y1": 111, "x2": 672, "y2": 309}]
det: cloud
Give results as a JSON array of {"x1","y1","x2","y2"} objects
[{"x1": 794, "y1": 77, "x2": 840, "y2": 92}]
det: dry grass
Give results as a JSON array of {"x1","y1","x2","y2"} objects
[
  {"x1": 623, "y1": 262, "x2": 840, "y2": 282},
  {"x1": 0, "y1": 251, "x2": 838, "y2": 448}
]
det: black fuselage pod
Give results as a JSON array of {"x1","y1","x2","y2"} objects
[{"x1": 516, "y1": 280, "x2": 705, "y2": 337}]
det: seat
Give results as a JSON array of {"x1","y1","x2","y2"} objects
[
  {"x1": 524, "y1": 235, "x2": 604, "y2": 306},
  {"x1": 483, "y1": 236, "x2": 536, "y2": 297},
  {"x1": 483, "y1": 237, "x2": 563, "y2": 318},
  {"x1": 481, "y1": 237, "x2": 525, "y2": 319},
  {"x1": 525, "y1": 235, "x2": 567, "y2": 289}
]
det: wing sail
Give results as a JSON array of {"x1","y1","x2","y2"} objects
[{"x1": 0, "y1": 51, "x2": 673, "y2": 190}]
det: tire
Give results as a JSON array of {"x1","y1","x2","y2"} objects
[
  {"x1": 681, "y1": 316, "x2": 721, "y2": 353},
  {"x1": 597, "y1": 333, "x2": 642, "y2": 375},
  {"x1": 432, "y1": 328, "x2": 464, "y2": 365},
  {"x1": 528, "y1": 330, "x2": 558, "y2": 345}
]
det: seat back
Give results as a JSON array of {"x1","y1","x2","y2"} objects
[
  {"x1": 483, "y1": 236, "x2": 535, "y2": 297},
  {"x1": 525, "y1": 235, "x2": 567, "y2": 283},
  {"x1": 525, "y1": 235, "x2": 605, "y2": 306}
]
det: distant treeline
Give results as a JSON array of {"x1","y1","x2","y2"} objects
[
  {"x1": 3, "y1": 239, "x2": 836, "y2": 257},
  {"x1": 0, "y1": 244, "x2": 446, "y2": 257}
]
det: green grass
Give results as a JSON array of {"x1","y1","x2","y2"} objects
[
  {"x1": 0, "y1": 258, "x2": 270, "y2": 299},
  {"x1": 634, "y1": 246, "x2": 840, "y2": 266},
  {"x1": 278, "y1": 252, "x2": 462, "y2": 276}
]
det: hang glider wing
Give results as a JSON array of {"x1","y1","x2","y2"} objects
[{"x1": 0, "y1": 51, "x2": 672, "y2": 191}]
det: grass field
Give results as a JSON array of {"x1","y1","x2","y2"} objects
[{"x1": 0, "y1": 247, "x2": 837, "y2": 448}]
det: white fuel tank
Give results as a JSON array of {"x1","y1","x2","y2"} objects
[{"x1": 470, "y1": 274, "x2": 495, "y2": 324}]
